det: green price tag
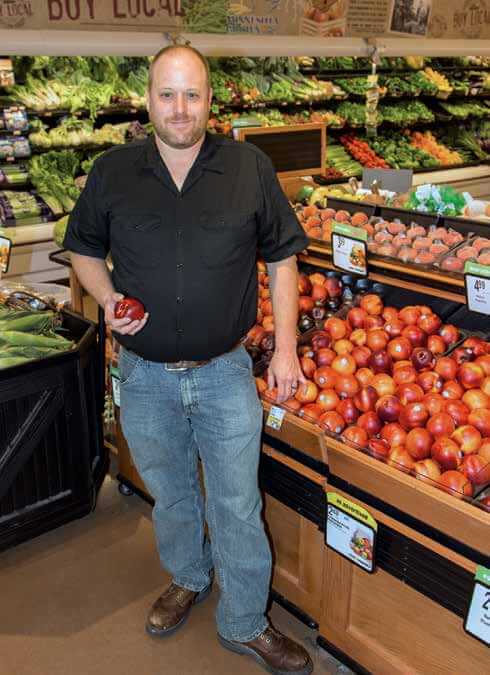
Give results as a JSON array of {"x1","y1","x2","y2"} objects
[{"x1": 464, "y1": 261, "x2": 490, "y2": 315}]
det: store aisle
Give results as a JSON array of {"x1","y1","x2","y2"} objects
[{"x1": 0, "y1": 459, "x2": 351, "y2": 675}]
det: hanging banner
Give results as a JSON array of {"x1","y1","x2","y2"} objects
[{"x1": 1, "y1": 0, "x2": 490, "y2": 39}]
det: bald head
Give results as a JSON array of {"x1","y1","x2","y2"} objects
[
  {"x1": 148, "y1": 45, "x2": 211, "y2": 93},
  {"x1": 146, "y1": 44, "x2": 212, "y2": 150}
]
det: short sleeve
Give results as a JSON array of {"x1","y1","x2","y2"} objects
[
  {"x1": 63, "y1": 162, "x2": 109, "y2": 259},
  {"x1": 256, "y1": 153, "x2": 308, "y2": 263}
]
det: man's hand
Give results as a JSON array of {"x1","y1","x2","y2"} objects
[
  {"x1": 104, "y1": 292, "x2": 149, "y2": 336},
  {"x1": 267, "y1": 350, "x2": 306, "y2": 404}
]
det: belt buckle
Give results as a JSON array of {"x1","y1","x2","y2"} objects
[{"x1": 164, "y1": 361, "x2": 189, "y2": 372}]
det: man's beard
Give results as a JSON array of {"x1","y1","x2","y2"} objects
[{"x1": 151, "y1": 114, "x2": 208, "y2": 149}]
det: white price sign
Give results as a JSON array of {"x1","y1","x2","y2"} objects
[
  {"x1": 326, "y1": 492, "x2": 377, "y2": 573},
  {"x1": 464, "y1": 566, "x2": 490, "y2": 646},
  {"x1": 331, "y1": 223, "x2": 367, "y2": 277},
  {"x1": 266, "y1": 405, "x2": 286, "y2": 431},
  {"x1": 465, "y1": 262, "x2": 490, "y2": 315}
]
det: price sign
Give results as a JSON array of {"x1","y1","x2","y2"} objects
[
  {"x1": 464, "y1": 565, "x2": 490, "y2": 646},
  {"x1": 266, "y1": 405, "x2": 286, "y2": 431},
  {"x1": 0, "y1": 235, "x2": 12, "y2": 274},
  {"x1": 326, "y1": 492, "x2": 377, "y2": 573},
  {"x1": 331, "y1": 223, "x2": 368, "y2": 277},
  {"x1": 464, "y1": 262, "x2": 490, "y2": 315}
]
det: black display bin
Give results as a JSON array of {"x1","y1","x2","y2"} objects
[{"x1": 0, "y1": 310, "x2": 107, "y2": 552}]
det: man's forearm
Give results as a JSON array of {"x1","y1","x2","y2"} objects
[
  {"x1": 267, "y1": 256, "x2": 298, "y2": 355},
  {"x1": 71, "y1": 253, "x2": 114, "y2": 308}
]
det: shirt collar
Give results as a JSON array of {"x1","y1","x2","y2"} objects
[{"x1": 136, "y1": 132, "x2": 225, "y2": 175}]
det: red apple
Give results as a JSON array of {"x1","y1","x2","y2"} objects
[
  {"x1": 441, "y1": 380, "x2": 464, "y2": 400},
  {"x1": 462, "y1": 389, "x2": 490, "y2": 411},
  {"x1": 417, "y1": 371, "x2": 443, "y2": 394},
  {"x1": 413, "y1": 459, "x2": 441, "y2": 485},
  {"x1": 354, "y1": 386, "x2": 378, "y2": 413},
  {"x1": 439, "y1": 324, "x2": 460, "y2": 346},
  {"x1": 406, "y1": 428, "x2": 433, "y2": 460},
  {"x1": 443, "y1": 400, "x2": 470, "y2": 426},
  {"x1": 368, "y1": 350, "x2": 393, "y2": 374},
  {"x1": 402, "y1": 325, "x2": 427, "y2": 348},
  {"x1": 300, "y1": 356, "x2": 316, "y2": 379},
  {"x1": 381, "y1": 423, "x2": 407, "y2": 448},
  {"x1": 459, "y1": 454, "x2": 490, "y2": 485},
  {"x1": 318, "y1": 411, "x2": 346, "y2": 435},
  {"x1": 387, "y1": 337, "x2": 412, "y2": 361},
  {"x1": 358, "y1": 411, "x2": 383, "y2": 437},
  {"x1": 314, "y1": 366, "x2": 337, "y2": 389},
  {"x1": 435, "y1": 356, "x2": 458, "y2": 381},
  {"x1": 347, "y1": 307, "x2": 368, "y2": 329},
  {"x1": 336, "y1": 398, "x2": 360, "y2": 425},
  {"x1": 427, "y1": 334, "x2": 446, "y2": 356},
  {"x1": 368, "y1": 438, "x2": 391, "y2": 460},
  {"x1": 399, "y1": 402, "x2": 429, "y2": 430},
  {"x1": 457, "y1": 362, "x2": 485, "y2": 390},
  {"x1": 424, "y1": 393, "x2": 445, "y2": 416},
  {"x1": 397, "y1": 383, "x2": 424, "y2": 406},
  {"x1": 411, "y1": 348, "x2": 435, "y2": 371},
  {"x1": 316, "y1": 389, "x2": 340, "y2": 411},
  {"x1": 468, "y1": 408, "x2": 490, "y2": 438},
  {"x1": 341, "y1": 425, "x2": 368, "y2": 449},
  {"x1": 438, "y1": 471, "x2": 473, "y2": 499},
  {"x1": 375, "y1": 395, "x2": 402, "y2": 423},
  {"x1": 384, "y1": 319, "x2": 405, "y2": 339},
  {"x1": 431, "y1": 437, "x2": 463, "y2": 470},
  {"x1": 316, "y1": 348, "x2": 336, "y2": 367},
  {"x1": 452, "y1": 347, "x2": 475, "y2": 365},
  {"x1": 393, "y1": 365, "x2": 418, "y2": 386},
  {"x1": 451, "y1": 425, "x2": 482, "y2": 455},
  {"x1": 352, "y1": 346, "x2": 372, "y2": 368},
  {"x1": 298, "y1": 403, "x2": 323, "y2": 423},
  {"x1": 371, "y1": 374, "x2": 396, "y2": 397},
  {"x1": 427, "y1": 412, "x2": 455, "y2": 438},
  {"x1": 478, "y1": 440, "x2": 490, "y2": 463},
  {"x1": 388, "y1": 447, "x2": 415, "y2": 474}
]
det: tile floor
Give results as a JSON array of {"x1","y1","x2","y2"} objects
[{"x1": 0, "y1": 460, "x2": 353, "y2": 675}]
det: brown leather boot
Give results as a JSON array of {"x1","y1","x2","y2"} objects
[
  {"x1": 218, "y1": 625, "x2": 314, "y2": 675},
  {"x1": 145, "y1": 581, "x2": 212, "y2": 638}
]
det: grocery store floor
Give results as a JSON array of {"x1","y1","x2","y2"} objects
[{"x1": 0, "y1": 456, "x2": 352, "y2": 675}]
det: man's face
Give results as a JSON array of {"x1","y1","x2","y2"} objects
[{"x1": 147, "y1": 51, "x2": 212, "y2": 150}]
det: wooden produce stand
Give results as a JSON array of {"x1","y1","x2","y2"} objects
[{"x1": 320, "y1": 439, "x2": 489, "y2": 675}]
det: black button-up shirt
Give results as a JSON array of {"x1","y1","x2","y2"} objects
[{"x1": 64, "y1": 132, "x2": 308, "y2": 362}]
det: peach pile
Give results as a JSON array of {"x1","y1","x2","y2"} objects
[
  {"x1": 440, "y1": 236, "x2": 490, "y2": 272},
  {"x1": 294, "y1": 204, "x2": 369, "y2": 242},
  {"x1": 255, "y1": 294, "x2": 490, "y2": 502},
  {"x1": 366, "y1": 221, "x2": 464, "y2": 266}
]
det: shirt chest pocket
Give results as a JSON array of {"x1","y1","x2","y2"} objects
[
  {"x1": 199, "y1": 211, "x2": 256, "y2": 269},
  {"x1": 112, "y1": 211, "x2": 163, "y2": 269}
]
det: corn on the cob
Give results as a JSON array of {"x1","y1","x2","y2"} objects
[
  {"x1": 0, "y1": 312, "x2": 56, "y2": 334},
  {"x1": 0, "y1": 331, "x2": 73, "y2": 349}
]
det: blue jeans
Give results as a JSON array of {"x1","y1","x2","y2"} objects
[{"x1": 119, "y1": 344, "x2": 271, "y2": 642}]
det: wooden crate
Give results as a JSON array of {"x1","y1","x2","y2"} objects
[
  {"x1": 326, "y1": 437, "x2": 489, "y2": 556},
  {"x1": 261, "y1": 445, "x2": 326, "y2": 623},
  {"x1": 320, "y1": 483, "x2": 489, "y2": 675},
  {"x1": 262, "y1": 400, "x2": 328, "y2": 466}
]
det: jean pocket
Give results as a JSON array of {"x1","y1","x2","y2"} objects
[
  {"x1": 220, "y1": 345, "x2": 253, "y2": 374},
  {"x1": 119, "y1": 348, "x2": 143, "y2": 386}
]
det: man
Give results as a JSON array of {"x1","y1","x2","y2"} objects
[{"x1": 64, "y1": 45, "x2": 312, "y2": 675}]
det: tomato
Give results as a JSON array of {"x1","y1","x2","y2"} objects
[{"x1": 114, "y1": 297, "x2": 145, "y2": 321}]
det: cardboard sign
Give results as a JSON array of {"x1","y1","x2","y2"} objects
[
  {"x1": 464, "y1": 262, "x2": 490, "y2": 315},
  {"x1": 331, "y1": 223, "x2": 368, "y2": 277},
  {"x1": 326, "y1": 492, "x2": 377, "y2": 573},
  {"x1": 464, "y1": 565, "x2": 490, "y2": 646},
  {"x1": 362, "y1": 168, "x2": 413, "y2": 194}
]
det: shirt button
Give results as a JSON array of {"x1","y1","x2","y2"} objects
[
  {"x1": 177, "y1": 328, "x2": 184, "y2": 334},
  {"x1": 177, "y1": 263, "x2": 183, "y2": 270},
  {"x1": 177, "y1": 297, "x2": 183, "y2": 304},
  {"x1": 176, "y1": 230, "x2": 183, "y2": 237}
]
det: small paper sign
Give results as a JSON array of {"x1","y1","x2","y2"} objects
[
  {"x1": 331, "y1": 223, "x2": 368, "y2": 277},
  {"x1": 464, "y1": 262, "x2": 490, "y2": 315},
  {"x1": 362, "y1": 168, "x2": 413, "y2": 194},
  {"x1": 0, "y1": 235, "x2": 12, "y2": 274},
  {"x1": 326, "y1": 492, "x2": 377, "y2": 573},
  {"x1": 266, "y1": 405, "x2": 286, "y2": 431},
  {"x1": 110, "y1": 366, "x2": 121, "y2": 408},
  {"x1": 464, "y1": 565, "x2": 490, "y2": 646}
]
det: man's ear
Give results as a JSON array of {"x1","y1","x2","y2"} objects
[
  {"x1": 208, "y1": 87, "x2": 213, "y2": 106},
  {"x1": 145, "y1": 88, "x2": 150, "y2": 113}
]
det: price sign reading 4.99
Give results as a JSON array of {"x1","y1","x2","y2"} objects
[
  {"x1": 465, "y1": 262, "x2": 490, "y2": 315},
  {"x1": 464, "y1": 565, "x2": 490, "y2": 646},
  {"x1": 331, "y1": 223, "x2": 368, "y2": 277}
]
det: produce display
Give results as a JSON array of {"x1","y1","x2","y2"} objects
[
  {"x1": 0, "y1": 302, "x2": 74, "y2": 369},
  {"x1": 440, "y1": 236, "x2": 490, "y2": 272},
  {"x1": 0, "y1": 190, "x2": 53, "y2": 226},
  {"x1": 254, "y1": 284, "x2": 490, "y2": 503}
]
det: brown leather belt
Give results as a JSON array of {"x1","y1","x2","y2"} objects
[{"x1": 164, "y1": 340, "x2": 243, "y2": 371}]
